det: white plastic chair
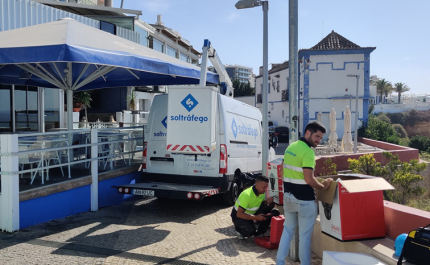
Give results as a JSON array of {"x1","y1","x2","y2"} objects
[
  {"x1": 44, "y1": 141, "x2": 71, "y2": 180},
  {"x1": 18, "y1": 144, "x2": 44, "y2": 185}
]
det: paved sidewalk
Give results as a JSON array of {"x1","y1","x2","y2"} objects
[{"x1": 0, "y1": 196, "x2": 321, "y2": 265}]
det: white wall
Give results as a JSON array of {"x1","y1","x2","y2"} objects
[
  {"x1": 234, "y1": 96, "x2": 255, "y2": 106},
  {"x1": 374, "y1": 103, "x2": 430, "y2": 114}
]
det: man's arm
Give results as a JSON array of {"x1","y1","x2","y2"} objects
[
  {"x1": 303, "y1": 168, "x2": 332, "y2": 190},
  {"x1": 236, "y1": 207, "x2": 267, "y2": 221}
]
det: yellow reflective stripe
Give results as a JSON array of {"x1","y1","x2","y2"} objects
[
  {"x1": 247, "y1": 206, "x2": 259, "y2": 212},
  {"x1": 409, "y1": 230, "x2": 416, "y2": 238},
  {"x1": 283, "y1": 177, "x2": 307, "y2": 185},
  {"x1": 283, "y1": 163, "x2": 303, "y2": 172}
]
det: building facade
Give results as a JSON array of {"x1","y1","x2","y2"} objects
[{"x1": 252, "y1": 31, "x2": 376, "y2": 140}]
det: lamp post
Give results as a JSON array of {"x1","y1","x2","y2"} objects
[
  {"x1": 236, "y1": 0, "x2": 269, "y2": 176},
  {"x1": 347, "y1": 74, "x2": 360, "y2": 153}
]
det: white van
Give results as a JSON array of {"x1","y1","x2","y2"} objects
[{"x1": 115, "y1": 86, "x2": 268, "y2": 205}]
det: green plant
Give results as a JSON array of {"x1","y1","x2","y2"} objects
[
  {"x1": 420, "y1": 152, "x2": 430, "y2": 162},
  {"x1": 409, "y1": 135, "x2": 430, "y2": 152},
  {"x1": 398, "y1": 137, "x2": 410, "y2": 147},
  {"x1": 376, "y1": 79, "x2": 392, "y2": 103},
  {"x1": 348, "y1": 153, "x2": 385, "y2": 176},
  {"x1": 74, "y1": 91, "x2": 92, "y2": 126},
  {"x1": 319, "y1": 158, "x2": 337, "y2": 176},
  {"x1": 393, "y1": 82, "x2": 410, "y2": 103},
  {"x1": 363, "y1": 117, "x2": 399, "y2": 144},
  {"x1": 392, "y1": 124, "x2": 408, "y2": 138},
  {"x1": 348, "y1": 152, "x2": 427, "y2": 205},
  {"x1": 375, "y1": 113, "x2": 391, "y2": 124},
  {"x1": 386, "y1": 112, "x2": 406, "y2": 126},
  {"x1": 232, "y1": 79, "x2": 255, "y2": 97},
  {"x1": 127, "y1": 90, "x2": 136, "y2": 110},
  {"x1": 407, "y1": 199, "x2": 430, "y2": 212}
]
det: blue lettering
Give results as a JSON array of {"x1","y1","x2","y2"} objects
[{"x1": 169, "y1": 114, "x2": 209, "y2": 123}]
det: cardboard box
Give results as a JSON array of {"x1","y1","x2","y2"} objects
[
  {"x1": 266, "y1": 158, "x2": 284, "y2": 205},
  {"x1": 316, "y1": 174, "x2": 394, "y2": 241}
]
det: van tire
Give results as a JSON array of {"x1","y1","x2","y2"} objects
[{"x1": 222, "y1": 179, "x2": 240, "y2": 206}]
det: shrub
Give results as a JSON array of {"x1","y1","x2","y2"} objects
[
  {"x1": 348, "y1": 152, "x2": 427, "y2": 205},
  {"x1": 409, "y1": 135, "x2": 430, "y2": 152},
  {"x1": 392, "y1": 124, "x2": 408, "y2": 138},
  {"x1": 368, "y1": 104, "x2": 375, "y2": 114},
  {"x1": 386, "y1": 112, "x2": 406, "y2": 126},
  {"x1": 375, "y1": 113, "x2": 391, "y2": 124},
  {"x1": 364, "y1": 117, "x2": 399, "y2": 144},
  {"x1": 319, "y1": 158, "x2": 337, "y2": 176},
  {"x1": 398, "y1": 138, "x2": 410, "y2": 147}
]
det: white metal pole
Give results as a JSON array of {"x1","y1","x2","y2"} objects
[
  {"x1": 288, "y1": 0, "x2": 298, "y2": 144},
  {"x1": 262, "y1": 1, "x2": 269, "y2": 175},
  {"x1": 90, "y1": 128, "x2": 99, "y2": 211},
  {"x1": 1, "y1": 134, "x2": 20, "y2": 232},
  {"x1": 354, "y1": 75, "x2": 359, "y2": 153},
  {"x1": 67, "y1": 90, "x2": 73, "y2": 130}
]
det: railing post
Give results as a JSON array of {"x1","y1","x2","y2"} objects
[
  {"x1": 1, "y1": 134, "x2": 20, "y2": 232},
  {"x1": 90, "y1": 129, "x2": 98, "y2": 211}
]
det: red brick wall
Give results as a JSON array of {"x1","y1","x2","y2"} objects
[{"x1": 384, "y1": 200, "x2": 430, "y2": 239}]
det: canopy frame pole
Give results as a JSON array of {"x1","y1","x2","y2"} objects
[
  {"x1": 0, "y1": 65, "x2": 5, "y2": 71},
  {"x1": 52, "y1": 62, "x2": 69, "y2": 89},
  {"x1": 36, "y1": 63, "x2": 66, "y2": 89},
  {"x1": 17, "y1": 64, "x2": 65, "y2": 89},
  {"x1": 71, "y1": 64, "x2": 90, "y2": 90},
  {"x1": 73, "y1": 66, "x2": 116, "y2": 90},
  {"x1": 126, "y1": 69, "x2": 140, "y2": 80},
  {"x1": 94, "y1": 64, "x2": 107, "y2": 82}
]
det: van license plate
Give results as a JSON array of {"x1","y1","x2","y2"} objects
[{"x1": 132, "y1": 189, "x2": 154, "y2": 196}]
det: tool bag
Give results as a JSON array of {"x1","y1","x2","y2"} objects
[{"x1": 397, "y1": 224, "x2": 430, "y2": 265}]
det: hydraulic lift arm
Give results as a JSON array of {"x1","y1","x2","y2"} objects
[{"x1": 199, "y1": 39, "x2": 234, "y2": 97}]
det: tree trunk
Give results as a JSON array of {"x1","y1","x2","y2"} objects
[{"x1": 398, "y1": 93, "x2": 401, "y2": 103}]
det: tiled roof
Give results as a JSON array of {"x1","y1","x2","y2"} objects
[
  {"x1": 256, "y1": 61, "x2": 289, "y2": 78},
  {"x1": 302, "y1": 30, "x2": 376, "y2": 51}
]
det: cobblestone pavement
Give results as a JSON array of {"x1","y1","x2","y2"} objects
[{"x1": 0, "y1": 196, "x2": 322, "y2": 265}]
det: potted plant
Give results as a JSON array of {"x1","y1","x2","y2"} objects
[
  {"x1": 127, "y1": 89, "x2": 137, "y2": 112},
  {"x1": 74, "y1": 91, "x2": 92, "y2": 128}
]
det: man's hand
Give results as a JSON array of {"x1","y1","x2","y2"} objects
[
  {"x1": 254, "y1": 214, "x2": 268, "y2": 222},
  {"x1": 322, "y1": 178, "x2": 333, "y2": 190}
]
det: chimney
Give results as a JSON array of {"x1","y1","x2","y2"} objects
[
  {"x1": 104, "y1": 0, "x2": 112, "y2": 7},
  {"x1": 259, "y1": 66, "x2": 263, "y2": 75},
  {"x1": 156, "y1": 15, "x2": 164, "y2": 26}
]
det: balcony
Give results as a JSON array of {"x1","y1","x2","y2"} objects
[
  {"x1": 257, "y1": 93, "x2": 262, "y2": 103},
  {"x1": 282, "y1": 89, "x2": 289, "y2": 101}
]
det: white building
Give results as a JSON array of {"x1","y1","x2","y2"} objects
[
  {"x1": 208, "y1": 64, "x2": 254, "y2": 85},
  {"x1": 252, "y1": 31, "x2": 376, "y2": 140}
]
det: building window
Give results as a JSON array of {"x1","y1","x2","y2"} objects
[
  {"x1": 149, "y1": 37, "x2": 164, "y2": 53},
  {"x1": 180, "y1": 52, "x2": 189, "y2": 63},
  {"x1": 100, "y1": 20, "x2": 116, "y2": 35},
  {"x1": 268, "y1": 83, "x2": 270, "y2": 94},
  {"x1": 135, "y1": 25, "x2": 148, "y2": 47},
  {"x1": 167, "y1": 45, "x2": 178, "y2": 58}
]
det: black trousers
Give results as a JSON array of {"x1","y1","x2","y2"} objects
[{"x1": 232, "y1": 203, "x2": 274, "y2": 237}]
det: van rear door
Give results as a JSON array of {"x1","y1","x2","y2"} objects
[{"x1": 147, "y1": 95, "x2": 182, "y2": 175}]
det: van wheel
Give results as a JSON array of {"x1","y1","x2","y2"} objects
[{"x1": 222, "y1": 180, "x2": 240, "y2": 206}]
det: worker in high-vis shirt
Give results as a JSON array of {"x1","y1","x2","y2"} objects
[
  {"x1": 231, "y1": 175, "x2": 276, "y2": 239},
  {"x1": 276, "y1": 121, "x2": 333, "y2": 265}
]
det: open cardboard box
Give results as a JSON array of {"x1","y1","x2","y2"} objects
[{"x1": 315, "y1": 174, "x2": 394, "y2": 241}]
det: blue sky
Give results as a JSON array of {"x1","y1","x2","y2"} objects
[{"x1": 113, "y1": 0, "x2": 430, "y2": 94}]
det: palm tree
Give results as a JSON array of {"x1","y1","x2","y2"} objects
[
  {"x1": 376, "y1": 79, "x2": 392, "y2": 104},
  {"x1": 393, "y1": 82, "x2": 410, "y2": 103}
]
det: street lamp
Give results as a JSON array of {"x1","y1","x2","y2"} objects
[
  {"x1": 236, "y1": 0, "x2": 269, "y2": 176},
  {"x1": 347, "y1": 74, "x2": 360, "y2": 153}
]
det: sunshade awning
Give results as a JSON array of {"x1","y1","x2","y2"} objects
[{"x1": 0, "y1": 18, "x2": 219, "y2": 91}]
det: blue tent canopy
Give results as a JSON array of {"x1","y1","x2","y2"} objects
[{"x1": 0, "y1": 18, "x2": 219, "y2": 91}]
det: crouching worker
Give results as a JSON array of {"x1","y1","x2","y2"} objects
[{"x1": 231, "y1": 175, "x2": 276, "y2": 239}]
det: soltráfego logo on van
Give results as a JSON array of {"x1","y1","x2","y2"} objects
[
  {"x1": 231, "y1": 118, "x2": 258, "y2": 139},
  {"x1": 170, "y1": 94, "x2": 209, "y2": 123}
]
